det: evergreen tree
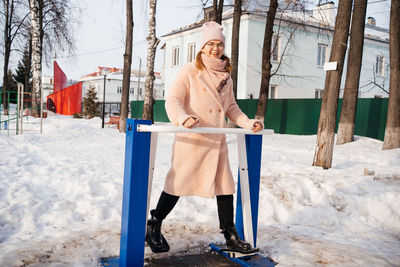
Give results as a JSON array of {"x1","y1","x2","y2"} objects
[
  {"x1": 13, "y1": 49, "x2": 32, "y2": 88},
  {"x1": 6, "y1": 70, "x2": 18, "y2": 104},
  {"x1": 82, "y1": 84, "x2": 99, "y2": 119},
  {"x1": 12, "y1": 49, "x2": 32, "y2": 108}
]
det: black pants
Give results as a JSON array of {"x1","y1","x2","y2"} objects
[{"x1": 153, "y1": 191, "x2": 234, "y2": 230}]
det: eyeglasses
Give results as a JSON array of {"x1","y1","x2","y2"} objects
[{"x1": 206, "y1": 42, "x2": 225, "y2": 49}]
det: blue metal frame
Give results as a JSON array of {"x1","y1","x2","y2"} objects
[
  {"x1": 209, "y1": 243, "x2": 275, "y2": 267},
  {"x1": 119, "y1": 119, "x2": 152, "y2": 267},
  {"x1": 235, "y1": 134, "x2": 263, "y2": 247},
  {"x1": 102, "y1": 121, "x2": 266, "y2": 267}
]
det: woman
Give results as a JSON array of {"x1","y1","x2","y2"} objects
[{"x1": 146, "y1": 21, "x2": 263, "y2": 254}]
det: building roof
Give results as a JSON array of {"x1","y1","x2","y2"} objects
[
  {"x1": 79, "y1": 67, "x2": 122, "y2": 79},
  {"x1": 78, "y1": 67, "x2": 162, "y2": 82},
  {"x1": 162, "y1": 5, "x2": 389, "y2": 43}
]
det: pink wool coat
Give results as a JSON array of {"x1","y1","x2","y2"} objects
[{"x1": 164, "y1": 62, "x2": 261, "y2": 198}]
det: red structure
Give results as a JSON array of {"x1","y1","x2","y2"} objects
[
  {"x1": 47, "y1": 82, "x2": 82, "y2": 115},
  {"x1": 47, "y1": 61, "x2": 82, "y2": 115},
  {"x1": 53, "y1": 61, "x2": 68, "y2": 93}
]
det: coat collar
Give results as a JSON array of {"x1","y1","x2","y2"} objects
[{"x1": 197, "y1": 68, "x2": 224, "y2": 112}]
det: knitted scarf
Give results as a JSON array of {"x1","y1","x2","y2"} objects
[{"x1": 201, "y1": 53, "x2": 230, "y2": 91}]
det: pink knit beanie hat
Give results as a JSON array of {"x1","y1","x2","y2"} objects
[{"x1": 200, "y1": 21, "x2": 225, "y2": 48}]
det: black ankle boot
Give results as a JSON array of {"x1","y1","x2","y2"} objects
[
  {"x1": 145, "y1": 210, "x2": 170, "y2": 253},
  {"x1": 222, "y1": 226, "x2": 259, "y2": 254}
]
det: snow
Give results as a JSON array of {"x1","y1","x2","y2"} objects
[{"x1": 1, "y1": 112, "x2": 399, "y2": 266}]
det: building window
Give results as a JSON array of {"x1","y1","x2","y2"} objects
[
  {"x1": 139, "y1": 88, "x2": 142, "y2": 96},
  {"x1": 269, "y1": 85, "x2": 277, "y2": 99},
  {"x1": 375, "y1": 56, "x2": 384, "y2": 76},
  {"x1": 204, "y1": 7, "x2": 214, "y2": 21},
  {"x1": 271, "y1": 35, "x2": 280, "y2": 62},
  {"x1": 163, "y1": 90, "x2": 165, "y2": 97},
  {"x1": 117, "y1": 86, "x2": 122, "y2": 94},
  {"x1": 315, "y1": 89, "x2": 323, "y2": 99},
  {"x1": 187, "y1": 43, "x2": 196, "y2": 63},
  {"x1": 130, "y1": 87, "x2": 134, "y2": 94},
  {"x1": 172, "y1": 46, "x2": 180, "y2": 67},
  {"x1": 317, "y1": 44, "x2": 328, "y2": 67}
]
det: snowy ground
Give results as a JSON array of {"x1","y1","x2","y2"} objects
[{"x1": 0, "y1": 112, "x2": 399, "y2": 266}]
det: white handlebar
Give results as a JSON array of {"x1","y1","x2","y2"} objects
[{"x1": 137, "y1": 124, "x2": 274, "y2": 135}]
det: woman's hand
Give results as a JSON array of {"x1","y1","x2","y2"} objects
[
  {"x1": 183, "y1": 117, "x2": 200, "y2": 129},
  {"x1": 252, "y1": 122, "x2": 263, "y2": 132}
]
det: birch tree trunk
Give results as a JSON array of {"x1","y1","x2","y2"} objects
[
  {"x1": 25, "y1": 37, "x2": 33, "y2": 108},
  {"x1": 231, "y1": 0, "x2": 242, "y2": 99},
  {"x1": 336, "y1": 0, "x2": 367, "y2": 145},
  {"x1": 255, "y1": 0, "x2": 278, "y2": 121},
  {"x1": 30, "y1": 0, "x2": 43, "y2": 117},
  {"x1": 313, "y1": 0, "x2": 352, "y2": 169},
  {"x1": 119, "y1": 0, "x2": 133, "y2": 133},
  {"x1": 143, "y1": 0, "x2": 159, "y2": 122},
  {"x1": 382, "y1": 0, "x2": 400, "y2": 149}
]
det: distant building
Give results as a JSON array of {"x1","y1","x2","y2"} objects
[
  {"x1": 42, "y1": 75, "x2": 54, "y2": 102},
  {"x1": 161, "y1": 2, "x2": 389, "y2": 99},
  {"x1": 46, "y1": 62, "x2": 165, "y2": 116},
  {"x1": 78, "y1": 67, "x2": 165, "y2": 103}
]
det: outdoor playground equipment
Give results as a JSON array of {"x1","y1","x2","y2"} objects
[
  {"x1": 101, "y1": 119, "x2": 276, "y2": 267},
  {"x1": 0, "y1": 83, "x2": 43, "y2": 136}
]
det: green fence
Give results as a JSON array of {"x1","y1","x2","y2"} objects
[{"x1": 131, "y1": 98, "x2": 388, "y2": 141}]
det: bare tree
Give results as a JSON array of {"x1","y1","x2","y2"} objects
[
  {"x1": 255, "y1": 0, "x2": 278, "y2": 121},
  {"x1": 29, "y1": 0, "x2": 43, "y2": 116},
  {"x1": 41, "y1": 0, "x2": 77, "y2": 63},
  {"x1": 119, "y1": 0, "x2": 133, "y2": 133},
  {"x1": 1, "y1": 0, "x2": 14, "y2": 114},
  {"x1": 382, "y1": 0, "x2": 400, "y2": 149},
  {"x1": 231, "y1": 0, "x2": 242, "y2": 99},
  {"x1": 143, "y1": 0, "x2": 159, "y2": 122},
  {"x1": 336, "y1": 0, "x2": 367, "y2": 145},
  {"x1": 1, "y1": 0, "x2": 28, "y2": 114},
  {"x1": 9, "y1": 0, "x2": 76, "y2": 115},
  {"x1": 313, "y1": 0, "x2": 353, "y2": 169},
  {"x1": 213, "y1": 0, "x2": 224, "y2": 24}
]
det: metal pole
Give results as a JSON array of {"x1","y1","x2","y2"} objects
[
  {"x1": 21, "y1": 84, "x2": 24, "y2": 134},
  {"x1": 17, "y1": 84, "x2": 21, "y2": 135},
  {"x1": 7, "y1": 90, "x2": 10, "y2": 136},
  {"x1": 119, "y1": 119, "x2": 152, "y2": 267},
  {"x1": 136, "y1": 57, "x2": 142, "y2": 101},
  {"x1": 0, "y1": 89, "x2": 2, "y2": 133},
  {"x1": 40, "y1": 81, "x2": 43, "y2": 134},
  {"x1": 102, "y1": 74, "x2": 106, "y2": 128}
]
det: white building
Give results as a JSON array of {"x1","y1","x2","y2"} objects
[
  {"x1": 78, "y1": 67, "x2": 165, "y2": 103},
  {"x1": 161, "y1": 2, "x2": 389, "y2": 99},
  {"x1": 42, "y1": 75, "x2": 54, "y2": 102}
]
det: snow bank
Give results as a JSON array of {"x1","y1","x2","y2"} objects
[{"x1": 0, "y1": 113, "x2": 399, "y2": 266}]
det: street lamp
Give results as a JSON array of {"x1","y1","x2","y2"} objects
[
  {"x1": 101, "y1": 69, "x2": 110, "y2": 128},
  {"x1": 137, "y1": 57, "x2": 142, "y2": 101}
]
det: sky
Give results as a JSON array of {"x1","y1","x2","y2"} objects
[
  {"x1": 1, "y1": 0, "x2": 392, "y2": 82},
  {"x1": 42, "y1": 0, "x2": 205, "y2": 80}
]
